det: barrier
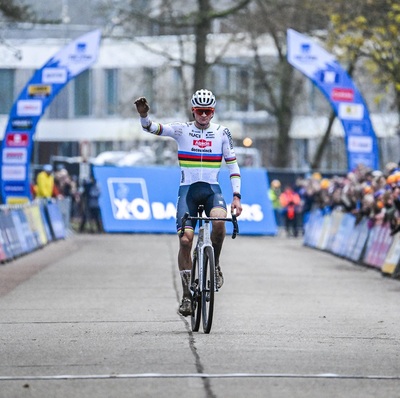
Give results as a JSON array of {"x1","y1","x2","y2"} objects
[
  {"x1": 382, "y1": 234, "x2": 400, "y2": 276},
  {"x1": 304, "y1": 209, "x2": 400, "y2": 280},
  {"x1": 93, "y1": 166, "x2": 277, "y2": 235},
  {"x1": 0, "y1": 199, "x2": 67, "y2": 265},
  {"x1": 363, "y1": 223, "x2": 393, "y2": 269},
  {"x1": 347, "y1": 218, "x2": 369, "y2": 263}
]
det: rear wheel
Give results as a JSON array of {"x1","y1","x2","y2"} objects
[
  {"x1": 201, "y1": 246, "x2": 215, "y2": 334},
  {"x1": 191, "y1": 249, "x2": 201, "y2": 332}
]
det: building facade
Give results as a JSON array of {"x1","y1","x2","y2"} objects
[{"x1": 0, "y1": 23, "x2": 399, "y2": 172}]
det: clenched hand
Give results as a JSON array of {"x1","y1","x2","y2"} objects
[{"x1": 134, "y1": 97, "x2": 150, "y2": 117}]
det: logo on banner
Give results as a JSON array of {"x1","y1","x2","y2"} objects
[
  {"x1": 348, "y1": 136, "x2": 373, "y2": 153},
  {"x1": 294, "y1": 42, "x2": 317, "y2": 63},
  {"x1": 42, "y1": 67, "x2": 68, "y2": 84},
  {"x1": 1, "y1": 165, "x2": 26, "y2": 181},
  {"x1": 11, "y1": 118, "x2": 33, "y2": 130},
  {"x1": 3, "y1": 183, "x2": 25, "y2": 193},
  {"x1": 69, "y1": 41, "x2": 93, "y2": 63},
  {"x1": 6, "y1": 133, "x2": 29, "y2": 147},
  {"x1": 17, "y1": 99, "x2": 43, "y2": 116},
  {"x1": 2, "y1": 148, "x2": 27, "y2": 164},
  {"x1": 338, "y1": 103, "x2": 364, "y2": 120},
  {"x1": 28, "y1": 84, "x2": 52, "y2": 98},
  {"x1": 320, "y1": 70, "x2": 340, "y2": 84},
  {"x1": 193, "y1": 139, "x2": 211, "y2": 149},
  {"x1": 332, "y1": 88, "x2": 354, "y2": 102},
  {"x1": 107, "y1": 177, "x2": 175, "y2": 221},
  {"x1": 347, "y1": 122, "x2": 369, "y2": 135}
]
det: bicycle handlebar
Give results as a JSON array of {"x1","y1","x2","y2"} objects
[{"x1": 180, "y1": 212, "x2": 239, "y2": 239}]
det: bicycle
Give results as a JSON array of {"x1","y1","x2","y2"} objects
[{"x1": 180, "y1": 205, "x2": 239, "y2": 334}]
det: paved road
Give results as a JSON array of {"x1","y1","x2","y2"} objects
[{"x1": 0, "y1": 233, "x2": 399, "y2": 398}]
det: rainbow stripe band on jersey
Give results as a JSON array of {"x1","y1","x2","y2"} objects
[{"x1": 178, "y1": 152, "x2": 223, "y2": 168}]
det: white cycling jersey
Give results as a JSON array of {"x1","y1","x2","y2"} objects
[{"x1": 140, "y1": 116, "x2": 241, "y2": 194}]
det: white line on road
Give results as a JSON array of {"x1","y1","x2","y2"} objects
[{"x1": 1, "y1": 373, "x2": 400, "y2": 381}]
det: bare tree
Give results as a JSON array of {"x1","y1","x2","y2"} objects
[
  {"x1": 0, "y1": 0, "x2": 34, "y2": 21},
  {"x1": 103, "y1": 0, "x2": 252, "y2": 103},
  {"x1": 238, "y1": 0, "x2": 330, "y2": 167}
]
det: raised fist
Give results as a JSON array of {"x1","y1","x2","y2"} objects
[{"x1": 134, "y1": 97, "x2": 150, "y2": 116}]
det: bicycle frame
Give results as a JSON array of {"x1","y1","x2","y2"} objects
[
  {"x1": 180, "y1": 209, "x2": 239, "y2": 293},
  {"x1": 195, "y1": 216, "x2": 212, "y2": 293},
  {"x1": 180, "y1": 206, "x2": 239, "y2": 333}
]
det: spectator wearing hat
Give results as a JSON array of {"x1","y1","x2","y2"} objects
[{"x1": 35, "y1": 164, "x2": 57, "y2": 199}]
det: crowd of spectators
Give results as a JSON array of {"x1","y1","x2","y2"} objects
[
  {"x1": 270, "y1": 161, "x2": 400, "y2": 237},
  {"x1": 32, "y1": 164, "x2": 103, "y2": 233}
]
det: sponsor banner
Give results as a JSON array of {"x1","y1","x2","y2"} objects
[
  {"x1": 304, "y1": 210, "x2": 371, "y2": 263},
  {"x1": 381, "y1": 233, "x2": 400, "y2": 275},
  {"x1": 330, "y1": 212, "x2": 356, "y2": 256},
  {"x1": 45, "y1": 202, "x2": 66, "y2": 240},
  {"x1": 318, "y1": 214, "x2": 333, "y2": 250},
  {"x1": 338, "y1": 103, "x2": 364, "y2": 120},
  {"x1": 3, "y1": 183, "x2": 26, "y2": 193},
  {"x1": 2, "y1": 147, "x2": 28, "y2": 164},
  {"x1": 363, "y1": 223, "x2": 393, "y2": 269},
  {"x1": 93, "y1": 166, "x2": 277, "y2": 235},
  {"x1": 39, "y1": 203, "x2": 54, "y2": 242},
  {"x1": 331, "y1": 88, "x2": 354, "y2": 102},
  {"x1": 42, "y1": 67, "x2": 68, "y2": 84},
  {"x1": 287, "y1": 29, "x2": 379, "y2": 171},
  {"x1": 0, "y1": 211, "x2": 13, "y2": 261},
  {"x1": 17, "y1": 208, "x2": 39, "y2": 252},
  {"x1": 11, "y1": 118, "x2": 33, "y2": 130},
  {"x1": 24, "y1": 205, "x2": 48, "y2": 246},
  {"x1": 28, "y1": 84, "x2": 52, "y2": 97},
  {"x1": 10, "y1": 209, "x2": 30, "y2": 255},
  {"x1": 1, "y1": 165, "x2": 26, "y2": 181},
  {"x1": 347, "y1": 136, "x2": 373, "y2": 153},
  {"x1": 2, "y1": 210, "x2": 23, "y2": 257},
  {"x1": 6, "y1": 132, "x2": 29, "y2": 147},
  {"x1": 304, "y1": 209, "x2": 325, "y2": 248},
  {"x1": 16, "y1": 99, "x2": 43, "y2": 116},
  {"x1": 0, "y1": 30, "x2": 101, "y2": 204},
  {"x1": 0, "y1": 226, "x2": 7, "y2": 261}
]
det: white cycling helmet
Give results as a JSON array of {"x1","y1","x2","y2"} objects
[{"x1": 191, "y1": 89, "x2": 216, "y2": 108}]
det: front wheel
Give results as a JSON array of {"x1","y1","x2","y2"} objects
[
  {"x1": 191, "y1": 249, "x2": 201, "y2": 332},
  {"x1": 201, "y1": 246, "x2": 215, "y2": 334}
]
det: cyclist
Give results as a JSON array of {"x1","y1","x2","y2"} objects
[{"x1": 134, "y1": 89, "x2": 242, "y2": 316}]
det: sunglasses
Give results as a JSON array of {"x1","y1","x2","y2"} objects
[{"x1": 193, "y1": 108, "x2": 214, "y2": 116}]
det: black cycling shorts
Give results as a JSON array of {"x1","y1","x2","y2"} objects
[{"x1": 176, "y1": 182, "x2": 227, "y2": 233}]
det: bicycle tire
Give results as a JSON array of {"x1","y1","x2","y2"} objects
[
  {"x1": 191, "y1": 249, "x2": 201, "y2": 332},
  {"x1": 201, "y1": 245, "x2": 215, "y2": 334}
]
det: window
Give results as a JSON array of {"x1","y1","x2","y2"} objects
[
  {"x1": 105, "y1": 69, "x2": 119, "y2": 115},
  {"x1": 74, "y1": 70, "x2": 91, "y2": 116},
  {"x1": 48, "y1": 85, "x2": 69, "y2": 119},
  {"x1": 0, "y1": 69, "x2": 15, "y2": 114}
]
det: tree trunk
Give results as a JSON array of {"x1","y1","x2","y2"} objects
[
  {"x1": 310, "y1": 111, "x2": 336, "y2": 170},
  {"x1": 193, "y1": 0, "x2": 211, "y2": 91},
  {"x1": 274, "y1": 61, "x2": 295, "y2": 167}
]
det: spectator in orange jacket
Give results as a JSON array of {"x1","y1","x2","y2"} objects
[{"x1": 280, "y1": 185, "x2": 301, "y2": 237}]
